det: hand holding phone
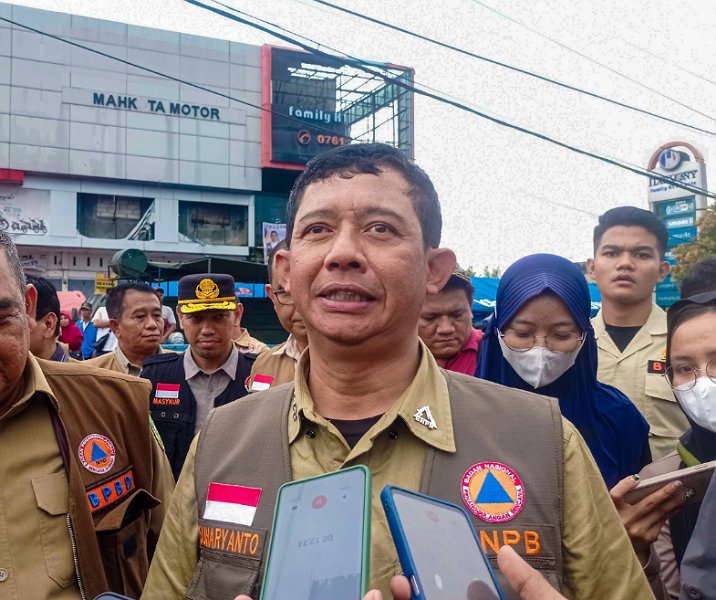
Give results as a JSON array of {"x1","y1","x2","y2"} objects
[
  {"x1": 260, "y1": 466, "x2": 371, "y2": 600},
  {"x1": 382, "y1": 486, "x2": 505, "y2": 600}
]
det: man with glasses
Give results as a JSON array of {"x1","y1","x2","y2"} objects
[{"x1": 247, "y1": 240, "x2": 308, "y2": 390}]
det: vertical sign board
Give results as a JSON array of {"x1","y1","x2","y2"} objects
[{"x1": 647, "y1": 143, "x2": 708, "y2": 307}]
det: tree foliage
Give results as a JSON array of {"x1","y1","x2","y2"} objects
[{"x1": 672, "y1": 203, "x2": 716, "y2": 281}]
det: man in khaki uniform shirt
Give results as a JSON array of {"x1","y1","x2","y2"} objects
[
  {"x1": 85, "y1": 282, "x2": 172, "y2": 376},
  {"x1": 247, "y1": 240, "x2": 308, "y2": 390},
  {"x1": 0, "y1": 232, "x2": 173, "y2": 599},
  {"x1": 588, "y1": 207, "x2": 689, "y2": 460},
  {"x1": 232, "y1": 300, "x2": 269, "y2": 355},
  {"x1": 143, "y1": 144, "x2": 651, "y2": 600}
]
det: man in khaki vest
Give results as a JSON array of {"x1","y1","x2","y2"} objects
[
  {"x1": 0, "y1": 231, "x2": 173, "y2": 600},
  {"x1": 85, "y1": 282, "x2": 172, "y2": 376},
  {"x1": 247, "y1": 240, "x2": 308, "y2": 391},
  {"x1": 143, "y1": 144, "x2": 651, "y2": 600},
  {"x1": 588, "y1": 206, "x2": 689, "y2": 460}
]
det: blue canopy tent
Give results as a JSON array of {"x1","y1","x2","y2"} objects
[{"x1": 470, "y1": 277, "x2": 603, "y2": 325}]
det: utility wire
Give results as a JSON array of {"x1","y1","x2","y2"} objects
[
  {"x1": 187, "y1": 0, "x2": 716, "y2": 201},
  {"x1": 0, "y1": 15, "x2": 353, "y2": 141},
  {"x1": 308, "y1": 0, "x2": 716, "y2": 137},
  {"x1": 469, "y1": 0, "x2": 716, "y2": 124},
  {"x1": 621, "y1": 38, "x2": 716, "y2": 90}
]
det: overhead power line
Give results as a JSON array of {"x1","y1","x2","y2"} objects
[
  {"x1": 469, "y1": 0, "x2": 716, "y2": 124},
  {"x1": 308, "y1": 0, "x2": 716, "y2": 137},
  {"x1": 187, "y1": 0, "x2": 716, "y2": 201},
  {"x1": 0, "y1": 15, "x2": 352, "y2": 141}
]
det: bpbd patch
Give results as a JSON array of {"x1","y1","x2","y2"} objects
[
  {"x1": 461, "y1": 461, "x2": 525, "y2": 523},
  {"x1": 78, "y1": 433, "x2": 116, "y2": 474}
]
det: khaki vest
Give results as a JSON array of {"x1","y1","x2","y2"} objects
[
  {"x1": 40, "y1": 359, "x2": 162, "y2": 599},
  {"x1": 190, "y1": 373, "x2": 564, "y2": 600}
]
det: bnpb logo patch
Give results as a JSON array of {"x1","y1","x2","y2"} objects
[
  {"x1": 78, "y1": 434, "x2": 116, "y2": 474},
  {"x1": 461, "y1": 461, "x2": 525, "y2": 523}
]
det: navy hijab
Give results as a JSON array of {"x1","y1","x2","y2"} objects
[{"x1": 476, "y1": 254, "x2": 650, "y2": 488}]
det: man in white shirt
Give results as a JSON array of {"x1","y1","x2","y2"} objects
[{"x1": 156, "y1": 287, "x2": 177, "y2": 343}]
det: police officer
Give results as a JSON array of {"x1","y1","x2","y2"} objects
[
  {"x1": 142, "y1": 144, "x2": 651, "y2": 600},
  {"x1": 141, "y1": 273, "x2": 255, "y2": 480}
]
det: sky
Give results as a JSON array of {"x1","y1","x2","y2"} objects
[{"x1": 9, "y1": 0, "x2": 716, "y2": 272}]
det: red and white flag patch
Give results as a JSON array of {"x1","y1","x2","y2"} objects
[
  {"x1": 250, "y1": 374, "x2": 274, "y2": 392},
  {"x1": 203, "y1": 483, "x2": 262, "y2": 526},
  {"x1": 153, "y1": 383, "x2": 180, "y2": 406}
]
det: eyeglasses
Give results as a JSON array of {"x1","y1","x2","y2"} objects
[
  {"x1": 274, "y1": 288, "x2": 295, "y2": 306},
  {"x1": 665, "y1": 361, "x2": 716, "y2": 391},
  {"x1": 498, "y1": 329, "x2": 584, "y2": 353}
]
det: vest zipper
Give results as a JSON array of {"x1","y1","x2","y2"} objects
[{"x1": 66, "y1": 514, "x2": 87, "y2": 600}]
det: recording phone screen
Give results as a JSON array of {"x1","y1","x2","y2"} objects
[
  {"x1": 391, "y1": 489, "x2": 501, "y2": 600},
  {"x1": 261, "y1": 467, "x2": 368, "y2": 600}
]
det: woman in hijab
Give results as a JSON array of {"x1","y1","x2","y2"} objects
[
  {"x1": 59, "y1": 311, "x2": 84, "y2": 358},
  {"x1": 476, "y1": 253, "x2": 650, "y2": 488},
  {"x1": 610, "y1": 292, "x2": 716, "y2": 598}
]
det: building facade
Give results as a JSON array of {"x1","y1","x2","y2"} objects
[{"x1": 0, "y1": 3, "x2": 414, "y2": 298}]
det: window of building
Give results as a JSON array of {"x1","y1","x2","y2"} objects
[
  {"x1": 77, "y1": 194, "x2": 155, "y2": 240},
  {"x1": 178, "y1": 201, "x2": 248, "y2": 247}
]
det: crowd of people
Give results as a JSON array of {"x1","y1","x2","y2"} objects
[{"x1": 1, "y1": 142, "x2": 715, "y2": 600}]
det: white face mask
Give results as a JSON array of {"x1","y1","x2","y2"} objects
[
  {"x1": 498, "y1": 336, "x2": 584, "y2": 389},
  {"x1": 674, "y1": 376, "x2": 716, "y2": 434}
]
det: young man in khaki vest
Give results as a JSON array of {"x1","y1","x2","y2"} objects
[
  {"x1": 588, "y1": 206, "x2": 689, "y2": 460},
  {"x1": 142, "y1": 144, "x2": 651, "y2": 600}
]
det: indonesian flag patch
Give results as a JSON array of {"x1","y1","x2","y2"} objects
[{"x1": 203, "y1": 482, "x2": 262, "y2": 526}]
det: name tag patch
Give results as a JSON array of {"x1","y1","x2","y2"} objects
[
  {"x1": 648, "y1": 360, "x2": 667, "y2": 374},
  {"x1": 153, "y1": 383, "x2": 181, "y2": 406},
  {"x1": 479, "y1": 529, "x2": 542, "y2": 555},
  {"x1": 86, "y1": 466, "x2": 134, "y2": 513},
  {"x1": 198, "y1": 521, "x2": 264, "y2": 559}
]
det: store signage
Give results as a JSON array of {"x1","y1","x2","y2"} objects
[
  {"x1": 648, "y1": 144, "x2": 708, "y2": 307},
  {"x1": 92, "y1": 92, "x2": 221, "y2": 120}
]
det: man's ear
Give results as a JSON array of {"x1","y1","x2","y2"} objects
[
  {"x1": 585, "y1": 257, "x2": 595, "y2": 278},
  {"x1": 274, "y1": 249, "x2": 291, "y2": 293},
  {"x1": 234, "y1": 303, "x2": 244, "y2": 325},
  {"x1": 42, "y1": 312, "x2": 58, "y2": 340},
  {"x1": 25, "y1": 284, "x2": 37, "y2": 319},
  {"x1": 425, "y1": 248, "x2": 457, "y2": 295},
  {"x1": 109, "y1": 318, "x2": 121, "y2": 337},
  {"x1": 657, "y1": 260, "x2": 670, "y2": 284}
]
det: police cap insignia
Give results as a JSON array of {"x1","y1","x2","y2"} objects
[
  {"x1": 461, "y1": 462, "x2": 525, "y2": 523},
  {"x1": 196, "y1": 278, "x2": 220, "y2": 300},
  {"x1": 177, "y1": 273, "x2": 237, "y2": 313}
]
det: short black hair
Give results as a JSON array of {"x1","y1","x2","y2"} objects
[
  {"x1": 443, "y1": 275, "x2": 474, "y2": 305},
  {"x1": 593, "y1": 206, "x2": 668, "y2": 258},
  {"x1": 106, "y1": 282, "x2": 159, "y2": 320},
  {"x1": 27, "y1": 275, "x2": 61, "y2": 336},
  {"x1": 156, "y1": 287, "x2": 164, "y2": 294},
  {"x1": 286, "y1": 143, "x2": 442, "y2": 248},
  {"x1": 680, "y1": 255, "x2": 716, "y2": 298},
  {"x1": 267, "y1": 239, "x2": 288, "y2": 285}
]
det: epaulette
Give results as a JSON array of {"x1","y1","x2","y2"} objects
[{"x1": 142, "y1": 352, "x2": 182, "y2": 367}]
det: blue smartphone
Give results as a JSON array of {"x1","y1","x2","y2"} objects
[
  {"x1": 260, "y1": 466, "x2": 371, "y2": 600},
  {"x1": 382, "y1": 486, "x2": 505, "y2": 600}
]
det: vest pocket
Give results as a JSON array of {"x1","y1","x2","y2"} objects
[
  {"x1": 32, "y1": 472, "x2": 75, "y2": 588},
  {"x1": 187, "y1": 520, "x2": 267, "y2": 600},
  {"x1": 95, "y1": 488, "x2": 159, "y2": 598}
]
